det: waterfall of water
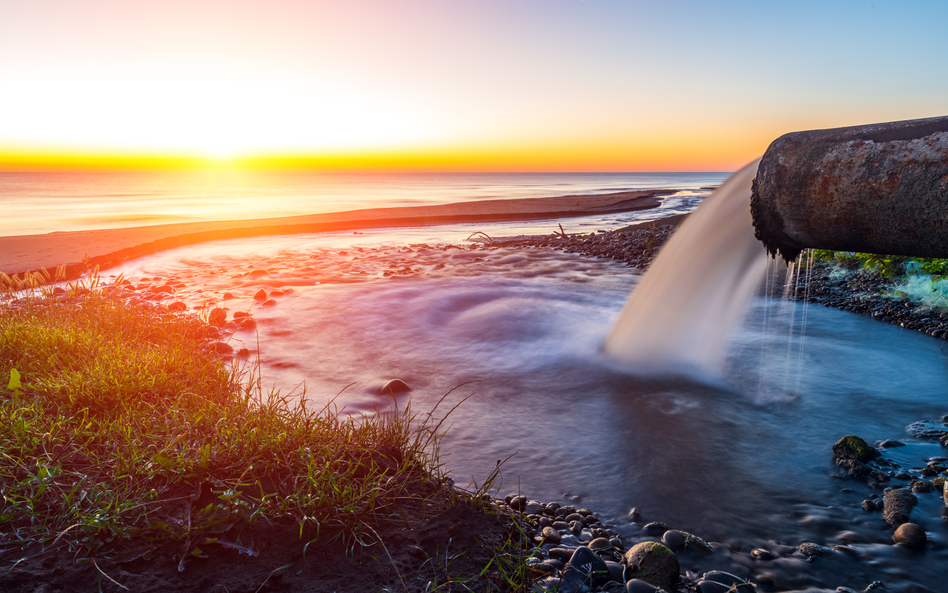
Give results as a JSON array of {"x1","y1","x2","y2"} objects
[{"x1": 603, "y1": 160, "x2": 769, "y2": 376}]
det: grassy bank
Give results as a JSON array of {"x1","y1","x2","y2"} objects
[{"x1": 0, "y1": 277, "x2": 485, "y2": 579}]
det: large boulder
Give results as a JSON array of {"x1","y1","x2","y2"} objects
[{"x1": 623, "y1": 542, "x2": 679, "y2": 592}]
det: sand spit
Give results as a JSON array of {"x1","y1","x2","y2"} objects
[{"x1": 0, "y1": 189, "x2": 673, "y2": 278}]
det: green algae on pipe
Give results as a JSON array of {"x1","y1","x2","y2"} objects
[{"x1": 751, "y1": 116, "x2": 948, "y2": 263}]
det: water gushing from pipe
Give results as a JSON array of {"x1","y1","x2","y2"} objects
[{"x1": 603, "y1": 160, "x2": 769, "y2": 376}]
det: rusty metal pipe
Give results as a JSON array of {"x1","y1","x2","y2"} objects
[{"x1": 750, "y1": 116, "x2": 948, "y2": 262}]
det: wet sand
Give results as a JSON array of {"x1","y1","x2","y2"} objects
[{"x1": 0, "y1": 189, "x2": 671, "y2": 277}]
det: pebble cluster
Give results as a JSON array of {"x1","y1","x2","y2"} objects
[
  {"x1": 495, "y1": 494, "x2": 758, "y2": 593},
  {"x1": 789, "y1": 264, "x2": 948, "y2": 339},
  {"x1": 495, "y1": 224, "x2": 678, "y2": 272}
]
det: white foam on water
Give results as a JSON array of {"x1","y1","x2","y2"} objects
[{"x1": 603, "y1": 160, "x2": 769, "y2": 376}]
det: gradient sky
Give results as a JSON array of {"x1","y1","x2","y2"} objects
[{"x1": 1, "y1": 0, "x2": 946, "y2": 171}]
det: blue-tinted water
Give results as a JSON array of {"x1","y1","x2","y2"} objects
[
  {"x1": 0, "y1": 170, "x2": 727, "y2": 236},
  {"x1": 105, "y1": 225, "x2": 948, "y2": 592}
]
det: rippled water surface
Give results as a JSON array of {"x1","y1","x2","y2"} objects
[{"x1": 106, "y1": 220, "x2": 948, "y2": 592}]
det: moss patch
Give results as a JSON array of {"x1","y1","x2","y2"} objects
[{"x1": 832, "y1": 435, "x2": 879, "y2": 462}]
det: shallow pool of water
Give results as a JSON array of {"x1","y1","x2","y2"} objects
[{"x1": 108, "y1": 225, "x2": 948, "y2": 592}]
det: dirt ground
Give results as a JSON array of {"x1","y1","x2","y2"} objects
[{"x1": 3, "y1": 487, "x2": 531, "y2": 593}]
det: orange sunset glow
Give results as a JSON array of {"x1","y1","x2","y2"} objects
[{"x1": 2, "y1": 1, "x2": 946, "y2": 172}]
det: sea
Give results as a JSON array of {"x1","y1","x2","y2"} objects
[{"x1": 0, "y1": 170, "x2": 728, "y2": 236}]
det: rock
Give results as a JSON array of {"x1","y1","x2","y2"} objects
[
  {"x1": 247, "y1": 269, "x2": 270, "y2": 277},
  {"x1": 538, "y1": 517, "x2": 552, "y2": 528},
  {"x1": 559, "y1": 546, "x2": 610, "y2": 590},
  {"x1": 833, "y1": 435, "x2": 880, "y2": 462},
  {"x1": 548, "y1": 547, "x2": 574, "y2": 561},
  {"x1": 211, "y1": 341, "x2": 233, "y2": 354},
  {"x1": 751, "y1": 548, "x2": 775, "y2": 560},
  {"x1": 879, "y1": 439, "x2": 905, "y2": 448},
  {"x1": 589, "y1": 537, "x2": 611, "y2": 551},
  {"x1": 695, "y1": 581, "x2": 730, "y2": 593},
  {"x1": 569, "y1": 520, "x2": 583, "y2": 536},
  {"x1": 253, "y1": 289, "x2": 268, "y2": 300},
  {"x1": 167, "y1": 301, "x2": 187, "y2": 312},
  {"x1": 236, "y1": 348, "x2": 251, "y2": 358},
  {"x1": 222, "y1": 292, "x2": 234, "y2": 300},
  {"x1": 836, "y1": 458, "x2": 871, "y2": 480},
  {"x1": 892, "y1": 522, "x2": 927, "y2": 547},
  {"x1": 661, "y1": 530, "x2": 684, "y2": 550},
  {"x1": 565, "y1": 513, "x2": 585, "y2": 523},
  {"x1": 535, "y1": 561, "x2": 558, "y2": 574},
  {"x1": 208, "y1": 308, "x2": 227, "y2": 326},
  {"x1": 798, "y1": 542, "x2": 826, "y2": 558},
  {"x1": 623, "y1": 542, "x2": 679, "y2": 591},
  {"x1": 378, "y1": 379, "x2": 411, "y2": 395},
  {"x1": 643, "y1": 521, "x2": 668, "y2": 535},
  {"x1": 883, "y1": 488, "x2": 918, "y2": 526},
  {"x1": 524, "y1": 500, "x2": 543, "y2": 515},
  {"x1": 625, "y1": 579, "x2": 664, "y2": 593},
  {"x1": 628, "y1": 507, "x2": 641, "y2": 521},
  {"x1": 625, "y1": 579, "x2": 665, "y2": 593},
  {"x1": 604, "y1": 560, "x2": 624, "y2": 583},
  {"x1": 670, "y1": 529, "x2": 713, "y2": 552},
  {"x1": 912, "y1": 480, "x2": 934, "y2": 493},
  {"x1": 508, "y1": 495, "x2": 526, "y2": 511},
  {"x1": 835, "y1": 531, "x2": 866, "y2": 544},
  {"x1": 233, "y1": 311, "x2": 250, "y2": 319},
  {"x1": 553, "y1": 521, "x2": 570, "y2": 531},
  {"x1": 540, "y1": 526, "x2": 561, "y2": 544},
  {"x1": 238, "y1": 318, "x2": 256, "y2": 330},
  {"x1": 262, "y1": 299, "x2": 277, "y2": 306}
]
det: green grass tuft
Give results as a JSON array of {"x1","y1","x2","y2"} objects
[{"x1": 0, "y1": 280, "x2": 452, "y2": 566}]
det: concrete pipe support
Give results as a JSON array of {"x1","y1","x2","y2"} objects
[{"x1": 751, "y1": 116, "x2": 948, "y2": 263}]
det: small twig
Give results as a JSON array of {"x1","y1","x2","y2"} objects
[
  {"x1": 362, "y1": 524, "x2": 408, "y2": 593},
  {"x1": 253, "y1": 563, "x2": 293, "y2": 593},
  {"x1": 93, "y1": 558, "x2": 129, "y2": 591},
  {"x1": 465, "y1": 231, "x2": 493, "y2": 244},
  {"x1": 557, "y1": 223, "x2": 568, "y2": 238}
]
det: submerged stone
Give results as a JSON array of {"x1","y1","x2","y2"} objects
[
  {"x1": 378, "y1": 378, "x2": 411, "y2": 395},
  {"x1": 883, "y1": 488, "x2": 918, "y2": 526},
  {"x1": 208, "y1": 307, "x2": 227, "y2": 326}
]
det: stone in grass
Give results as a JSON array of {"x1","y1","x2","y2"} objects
[
  {"x1": 208, "y1": 307, "x2": 227, "y2": 326},
  {"x1": 211, "y1": 341, "x2": 233, "y2": 354},
  {"x1": 832, "y1": 435, "x2": 880, "y2": 463},
  {"x1": 883, "y1": 488, "x2": 918, "y2": 526},
  {"x1": 623, "y1": 542, "x2": 679, "y2": 592},
  {"x1": 892, "y1": 523, "x2": 927, "y2": 548}
]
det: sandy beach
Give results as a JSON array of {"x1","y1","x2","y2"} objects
[{"x1": 0, "y1": 189, "x2": 671, "y2": 278}]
